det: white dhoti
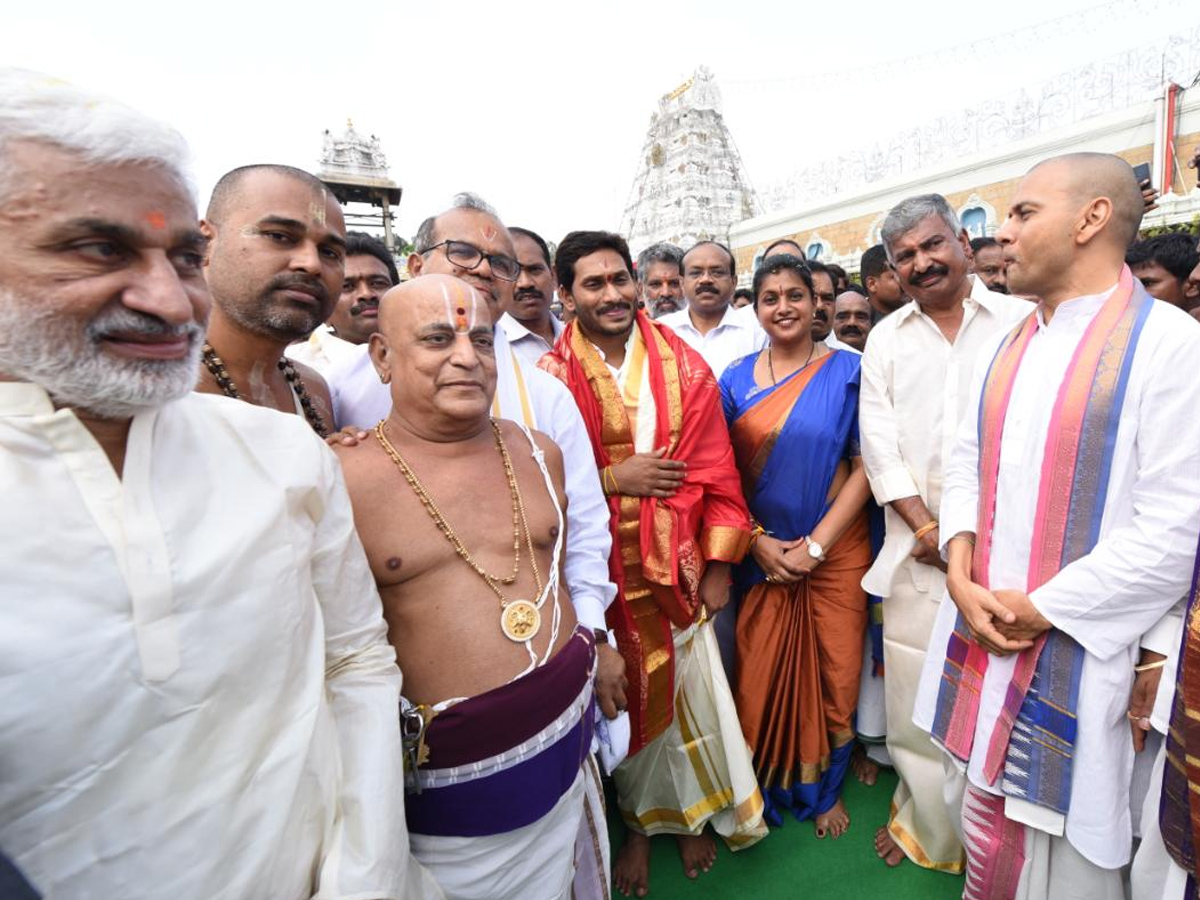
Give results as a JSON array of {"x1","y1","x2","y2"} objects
[
  {"x1": 411, "y1": 766, "x2": 590, "y2": 900},
  {"x1": 885, "y1": 556, "x2": 965, "y2": 871},
  {"x1": 614, "y1": 619, "x2": 768, "y2": 850},
  {"x1": 405, "y1": 629, "x2": 608, "y2": 900},
  {"x1": 857, "y1": 629, "x2": 891, "y2": 766},
  {"x1": 951, "y1": 777, "x2": 1126, "y2": 900},
  {"x1": 1131, "y1": 741, "x2": 1190, "y2": 900}
]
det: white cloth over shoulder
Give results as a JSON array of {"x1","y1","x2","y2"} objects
[
  {"x1": 285, "y1": 324, "x2": 363, "y2": 378},
  {"x1": 327, "y1": 327, "x2": 616, "y2": 633},
  {"x1": 913, "y1": 292, "x2": 1200, "y2": 868},
  {"x1": 859, "y1": 278, "x2": 1032, "y2": 597},
  {"x1": 0, "y1": 385, "x2": 441, "y2": 900}
]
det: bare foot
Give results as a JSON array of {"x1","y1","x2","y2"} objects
[
  {"x1": 874, "y1": 825, "x2": 907, "y2": 866},
  {"x1": 614, "y1": 831, "x2": 651, "y2": 897},
  {"x1": 851, "y1": 744, "x2": 880, "y2": 786},
  {"x1": 814, "y1": 798, "x2": 850, "y2": 839},
  {"x1": 675, "y1": 830, "x2": 717, "y2": 879}
]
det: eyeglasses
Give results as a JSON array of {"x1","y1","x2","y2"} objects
[{"x1": 420, "y1": 239, "x2": 521, "y2": 282}]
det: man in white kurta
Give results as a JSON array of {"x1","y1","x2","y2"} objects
[
  {"x1": 1, "y1": 390, "x2": 441, "y2": 900},
  {"x1": 0, "y1": 69, "x2": 440, "y2": 900},
  {"x1": 860, "y1": 196, "x2": 1032, "y2": 872},
  {"x1": 913, "y1": 153, "x2": 1200, "y2": 898}
]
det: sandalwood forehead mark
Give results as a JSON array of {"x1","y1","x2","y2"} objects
[
  {"x1": 446, "y1": 281, "x2": 482, "y2": 332},
  {"x1": 480, "y1": 223, "x2": 498, "y2": 243},
  {"x1": 310, "y1": 187, "x2": 328, "y2": 226}
]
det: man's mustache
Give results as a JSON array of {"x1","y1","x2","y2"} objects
[
  {"x1": 349, "y1": 299, "x2": 378, "y2": 316},
  {"x1": 912, "y1": 264, "x2": 949, "y2": 285},
  {"x1": 813, "y1": 308, "x2": 829, "y2": 322},
  {"x1": 694, "y1": 285, "x2": 720, "y2": 296},
  {"x1": 269, "y1": 272, "x2": 329, "y2": 304},
  {"x1": 839, "y1": 326, "x2": 864, "y2": 337},
  {"x1": 515, "y1": 289, "x2": 547, "y2": 304}
]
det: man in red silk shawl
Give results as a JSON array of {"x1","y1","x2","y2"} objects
[{"x1": 540, "y1": 231, "x2": 766, "y2": 897}]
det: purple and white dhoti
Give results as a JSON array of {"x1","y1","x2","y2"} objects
[{"x1": 406, "y1": 628, "x2": 609, "y2": 900}]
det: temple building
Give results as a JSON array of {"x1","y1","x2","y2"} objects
[
  {"x1": 620, "y1": 66, "x2": 760, "y2": 259},
  {"x1": 729, "y1": 27, "x2": 1200, "y2": 282},
  {"x1": 316, "y1": 120, "x2": 402, "y2": 253}
]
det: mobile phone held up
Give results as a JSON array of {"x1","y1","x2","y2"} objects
[{"x1": 1133, "y1": 162, "x2": 1152, "y2": 189}]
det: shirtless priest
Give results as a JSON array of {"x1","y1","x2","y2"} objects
[{"x1": 334, "y1": 273, "x2": 609, "y2": 900}]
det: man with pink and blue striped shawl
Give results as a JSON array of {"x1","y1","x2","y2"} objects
[{"x1": 913, "y1": 152, "x2": 1200, "y2": 900}]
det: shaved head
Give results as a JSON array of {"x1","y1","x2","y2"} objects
[
  {"x1": 1028, "y1": 153, "x2": 1144, "y2": 248},
  {"x1": 371, "y1": 274, "x2": 496, "y2": 433},
  {"x1": 998, "y1": 151, "x2": 1146, "y2": 304},
  {"x1": 376, "y1": 274, "x2": 491, "y2": 336},
  {"x1": 205, "y1": 164, "x2": 331, "y2": 226}
]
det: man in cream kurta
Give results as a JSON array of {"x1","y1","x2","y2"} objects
[
  {"x1": 0, "y1": 390, "x2": 441, "y2": 900},
  {"x1": 913, "y1": 153, "x2": 1200, "y2": 898},
  {"x1": 860, "y1": 194, "x2": 1032, "y2": 872},
  {"x1": 0, "y1": 70, "x2": 439, "y2": 900}
]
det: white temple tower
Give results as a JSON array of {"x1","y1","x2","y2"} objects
[
  {"x1": 316, "y1": 120, "x2": 402, "y2": 252},
  {"x1": 620, "y1": 66, "x2": 760, "y2": 258}
]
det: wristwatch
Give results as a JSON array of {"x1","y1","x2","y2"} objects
[{"x1": 806, "y1": 538, "x2": 826, "y2": 562}]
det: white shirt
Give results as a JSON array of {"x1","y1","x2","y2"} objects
[
  {"x1": 497, "y1": 311, "x2": 564, "y2": 368},
  {"x1": 0, "y1": 385, "x2": 442, "y2": 900},
  {"x1": 284, "y1": 324, "x2": 364, "y2": 379},
  {"x1": 859, "y1": 277, "x2": 1033, "y2": 597},
  {"x1": 327, "y1": 331, "x2": 616, "y2": 633},
  {"x1": 658, "y1": 303, "x2": 766, "y2": 378},
  {"x1": 912, "y1": 291, "x2": 1200, "y2": 868},
  {"x1": 824, "y1": 332, "x2": 862, "y2": 355}
]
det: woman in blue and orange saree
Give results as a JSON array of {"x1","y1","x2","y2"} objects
[{"x1": 719, "y1": 254, "x2": 873, "y2": 839}]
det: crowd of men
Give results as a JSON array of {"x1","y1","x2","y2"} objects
[{"x1": 4, "y1": 67, "x2": 1200, "y2": 900}]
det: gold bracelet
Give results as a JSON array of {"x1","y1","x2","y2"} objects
[
  {"x1": 1134, "y1": 658, "x2": 1168, "y2": 673},
  {"x1": 912, "y1": 520, "x2": 939, "y2": 541},
  {"x1": 601, "y1": 465, "x2": 620, "y2": 496},
  {"x1": 748, "y1": 525, "x2": 766, "y2": 549}
]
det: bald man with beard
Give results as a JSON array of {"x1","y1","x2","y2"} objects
[
  {"x1": 334, "y1": 274, "x2": 609, "y2": 900},
  {"x1": 912, "y1": 153, "x2": 1200, "y2": 900}
]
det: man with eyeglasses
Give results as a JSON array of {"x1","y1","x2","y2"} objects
[
  {"x1": 325, "y1": 190, "x2": 629, "y2": 758},
  {"x1": 287, "y1": 231, "x2": 397, "y2": 376},
  {"x1": 658, "y1": 240, "x2": 766, "y2": 380}
]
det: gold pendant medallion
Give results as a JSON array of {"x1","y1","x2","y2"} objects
[{"x1": 501, "y1": 600, "x2": 541, "y2": 642}]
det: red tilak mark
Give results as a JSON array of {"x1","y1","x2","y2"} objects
[
  {"x1": 145, "y1": 211, "x2": 167, "y2": 229},
  {"x1": 455, "y1": 305, "x2": 468, "y2": 329}
]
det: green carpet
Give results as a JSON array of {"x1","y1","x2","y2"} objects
[{"x1": 604, "y1": 768, "x2": 964, "y2": 899}]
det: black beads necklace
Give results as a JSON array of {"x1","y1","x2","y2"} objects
[
  {"x1": 766, "y1": 341, "x2": 816, "y2": 386},
  {"x1": 201, "y1": 343, "x2": 329, "y2": 438}
]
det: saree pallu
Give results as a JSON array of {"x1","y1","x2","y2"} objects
[
  {"x1": 735, "y1": 514, "x2": 871, "y2": 824},
  {"x1": 718, "y1": 349, "x2": 867, "y2": 824}
]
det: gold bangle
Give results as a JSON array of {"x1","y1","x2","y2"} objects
[
  {"x1": 748, "y1": 525, "x2": 766, "y2": 549},
  {"x1": 1134, "y1": 658, "x2": 1168, "y2": 673},
  {"x1": 601, "y1": 465, "x2": 620, "y2": 496},
  {"x1": 913, "y1": 520, "x2": 939, "y2": 541}
]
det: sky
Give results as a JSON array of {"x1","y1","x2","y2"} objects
[{"x1": 7, "y1": 0, "x2": 1197, "y2": 244}]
